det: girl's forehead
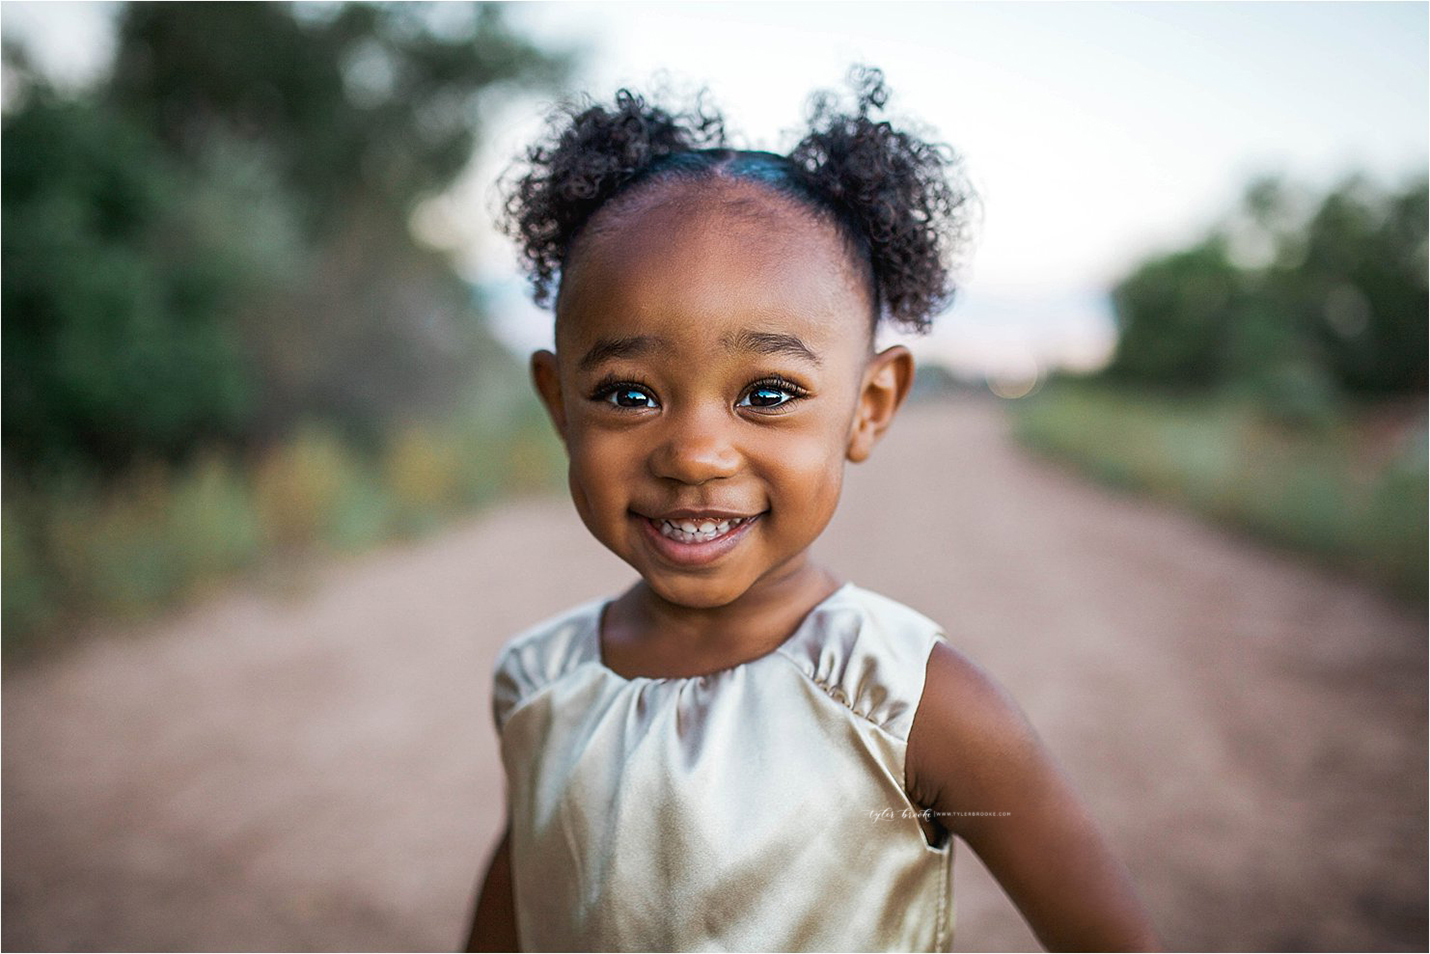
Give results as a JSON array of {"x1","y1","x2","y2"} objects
[
  {"x1": 575, "y1": 178, "x2": 840, "y2": 268},
  {"x1": 555, "y1": 180, "x2": 874, "y2": 357}
]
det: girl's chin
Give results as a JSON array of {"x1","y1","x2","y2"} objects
[{"x1": 638, "y1": 572, "x2": 756, "y2": 611}]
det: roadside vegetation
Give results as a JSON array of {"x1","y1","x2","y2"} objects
[
  {"x1": 1013, "y1": 173, "x2": 1426, "y2": 603},
  {"x1": 1, "y1": 405, "x2": 564, "y2": 656},
  {"x1": 1013, "y1": 380, "x2": 1425, "y2": 601},
  {"x1": 2, "y1": 4, "x2": 571, "y2": 654}
]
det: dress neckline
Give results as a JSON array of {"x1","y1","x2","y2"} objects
[{"x1": 589, "y1": 581, "x2": 855, "y2": 683}]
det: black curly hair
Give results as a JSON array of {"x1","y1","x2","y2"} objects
[{"x1": 500, "y1": 66, "x2": 975, "y2": 334}]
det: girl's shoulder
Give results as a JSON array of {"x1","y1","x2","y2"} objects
[
  {"x1": 774, "y1": 583, "x2": 949, "y2": 743},
  {"x1": 490, "y1": 597, "x2": 606, "y2": 733}
]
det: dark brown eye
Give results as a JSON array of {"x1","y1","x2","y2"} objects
[
  {"x1": 606, "y1": 387, "x2": 657, "y2": 408},
  {"x1": 738, "y1": 375, "x2": 811, "y2": 411},
  {"x1": 740, "y1": 386, "x2": 791, "y2": 408}
]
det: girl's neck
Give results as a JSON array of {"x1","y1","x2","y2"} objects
[{"x1": 601, "y1": 558, "x2": 844, "y2": 679}]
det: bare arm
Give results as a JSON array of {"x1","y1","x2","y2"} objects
[
  {"x1": 907, "y1": 642, "x2": 1161, "y2": 951},
  {"x1": 463, "y1": 822, "x2": 519, "y2": 953}
]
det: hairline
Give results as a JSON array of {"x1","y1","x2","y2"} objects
[{"x1": 555, "y1": 156, "x2": 880, "y2": 335}]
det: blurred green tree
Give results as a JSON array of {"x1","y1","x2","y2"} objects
[
  {"x1": 1104, "y1": 173, "x2": 1428, "y2": 414},
  {"x1": 1105, "y1": 237, "x2": 1242, "y2": 388},
  {"x1": 2, "y1": 89, "x2": 254, "y2": 472},
  {"x1": 109, "y1": 2, "x2": 565, "y2": 230},
  {"x1": 3, "y1": 2, "x2": 569, "y2": 472},
  {"x1": 1300, "y1": 177, "x2": 1428, "y2": 395}
]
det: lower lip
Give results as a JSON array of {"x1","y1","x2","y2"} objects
[{"x1": 638, "y1": 514, "x2": 762, "y2": 567}]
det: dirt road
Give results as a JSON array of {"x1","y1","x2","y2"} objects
[{"x1": 4, "y1": 397, "x2": 1426, "y2": 951}]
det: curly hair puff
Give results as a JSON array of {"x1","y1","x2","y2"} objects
[{"x1": 500, "y1": 66, "x2": 976, "y2": 333}]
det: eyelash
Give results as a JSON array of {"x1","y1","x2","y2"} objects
[
  {"x1": 588, "y1": 375, "x2": 809, "y2": 413},
  {"x1": 589, "y1": 375, "x2": 660, "y2": 410},
  {"x1": 740, "y1": 376, "x2": 809, "y2": 411}
]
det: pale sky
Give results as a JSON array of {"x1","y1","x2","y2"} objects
[{"x1": 5, "y1": 1, "x2": 1428, "y2": 382}]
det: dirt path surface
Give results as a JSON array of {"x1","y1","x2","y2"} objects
[{"x1": 4, "y1": 397, "x2": 1426, "y2": 952}]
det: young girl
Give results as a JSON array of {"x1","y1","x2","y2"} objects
[{"x1": 466, "y1": 68, "x2": 1159, "y2": 952}]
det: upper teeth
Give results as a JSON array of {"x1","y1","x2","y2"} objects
[{"x1": 658, "y1": 516, "x2": 747, "y2": 542}]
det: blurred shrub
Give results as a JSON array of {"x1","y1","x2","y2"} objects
[
  {"x1": 383, "y1": 423, "x2": 467, "y2": 535},
  {"x1": 1361, "y1": 433, "x2": 1430, "y2": 592},
  {"x1": 252, "y1": 424, "x2": 360, "y2": 551},
  {"x1": 2, "y1": 401, "x2": 565, "y2": 655},
  {"x1": 49, "y1": 463, "x2": 188, "y2": 617},
  {"x1": 1013, "y1": 379, "x2": 1427, "y2": 602},
  {"x1": 3, "y1": 491, "x2": 54, "y2": 643},
  {"x1": 167, "y1": 450, "x2": 263, "y2": 583}
]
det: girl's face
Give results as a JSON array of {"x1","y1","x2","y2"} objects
[{"x1": 532, "y1": 179, "x2": 912, "y2": 610}]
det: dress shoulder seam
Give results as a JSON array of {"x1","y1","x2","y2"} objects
[
  {"x1": 491, "y1": 598, "x2": 605, "y2": 733},
  {"x1": 495, "y1": 657, "x2": 598, "y2": 734},
  {"x1": 772, "y1": 586, "x2": 948, "y2": 743},
  {"x1": 771, "y1": 649, "x2": 913, "y2": 742}
]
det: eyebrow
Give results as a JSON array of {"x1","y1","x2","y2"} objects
[
  {"x1": 577, "y1": 335, "x2": 671, "y2": 371},
  {"x1": 576, "y1": 328, "x2": 822, "y2": 370},
  {"x1": 721, "y1": 329, "x2": 822, "y2": 366}
]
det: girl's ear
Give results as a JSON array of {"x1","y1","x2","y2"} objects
[
  {"x1": 847, "y1": 345, "x2": 915, "y2": 463},
  {"x1": 531, "y1": 349, "x2": 568, "y2": 442}
]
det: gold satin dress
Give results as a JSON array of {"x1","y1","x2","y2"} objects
[{"x1": 492, "y1": 583, "x2": 956, "y2": 952}]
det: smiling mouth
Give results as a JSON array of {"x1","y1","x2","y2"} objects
[{"x1": 655, "y1": 515, "x2": 755, "y2": 544}]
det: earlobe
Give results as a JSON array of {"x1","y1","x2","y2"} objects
[
  {"x1": 847, "y1": 345, "x2": 915, "y2": 463},
  {"x1": 530, "y1": 349, "x2": 568, "y2": 441}
]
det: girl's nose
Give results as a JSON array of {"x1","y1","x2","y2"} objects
[{"x1": 648, "y1": 414, "x2": 741, "y2": 485}]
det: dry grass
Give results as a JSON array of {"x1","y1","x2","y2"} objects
[
  {"x1": 2, "y1": 404, "x2": 565, "y2": 654},
  {"x1": 1012, "y1": 380, "x2": 1427, "y2": 603}
]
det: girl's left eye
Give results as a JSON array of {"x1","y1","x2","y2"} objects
[{"x1": 738, "y1": 384, "x2": 800, "y2": 409}]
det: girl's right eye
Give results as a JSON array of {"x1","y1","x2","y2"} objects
[{"x1": 599, "y1": 385, "x2": 659, "y2": 409}]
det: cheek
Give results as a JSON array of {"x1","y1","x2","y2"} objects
[
  {"x1": 761, "y1": 422, "x2": 849, "y2": 511},
  {"x1": 566, "y1": 430, "x2": 637, "y2": 511}
]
